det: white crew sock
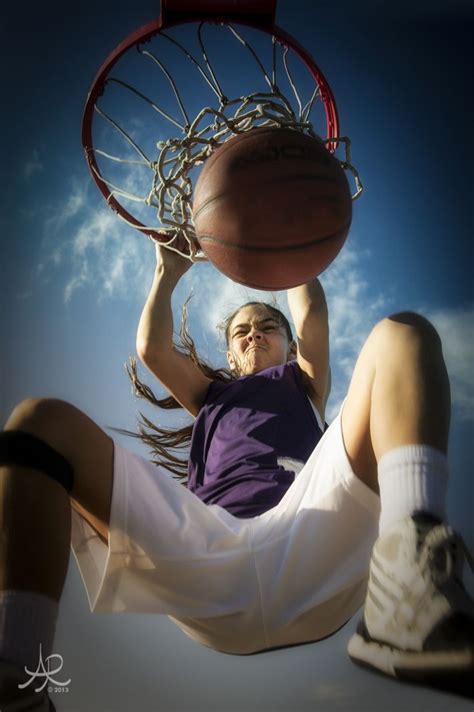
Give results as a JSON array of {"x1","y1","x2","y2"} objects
[
  {"x1": 0, "y1": 590, "x2": 58, "y2": 673},
  {"x1": 377, "y1": 444, "x2": 448, "y2": 536}
]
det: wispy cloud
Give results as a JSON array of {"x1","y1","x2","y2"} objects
[
  {"x1": 43, "y1": 179, "x2": 88, "y2": 237},
  {"x1": 23, "y1": 149, "x2": 43, "y2": 180},
  {"x1": 320, "y1": 265, "x2": 474, "y2": 422},
  {"x1": 37, "y1": 176, "x2": 153, "y2": 303},
  {"x1": 425, "y1": 305, "x2": 474, "y2": 423},
  {"x1": 63, "y1": 209, "x2": 153, "y2": 304},
  {"x1": 37, "y1": 179, "x2": 90, "y2": 279},
  {"x1": 37, "y1": 178, "x2": 473, "y2": 424},
  {"x1": 320, "y1": 247, "x2": 390, "y2": 419}
]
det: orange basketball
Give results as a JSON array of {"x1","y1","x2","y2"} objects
[{"x1": 192, "y1": 127, "x2": 352, "y2": 290}]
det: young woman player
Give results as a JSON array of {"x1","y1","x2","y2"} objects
[{"x1": 1, "y1": 237, "x2": 473, "y2": 710}]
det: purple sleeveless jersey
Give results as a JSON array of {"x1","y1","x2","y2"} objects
[{"x1": 187, "y1": 359, "x2": 324, "y2": 517}]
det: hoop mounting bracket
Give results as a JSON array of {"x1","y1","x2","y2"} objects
[{"x1": 161, "y1": 0, "x2": 277, "y2": 27}]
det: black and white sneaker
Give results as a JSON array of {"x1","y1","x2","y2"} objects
[{"x1": 347, "y1": 513, "x2": 474, "y2": 688}]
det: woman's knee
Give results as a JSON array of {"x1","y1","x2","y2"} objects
[
  {"x1": 4, "y1": 398, "x2": 114, "y2": 535},
  {"x1": 4, "y1": 397, "x2": 100, "y2": 480},
  {"x1": 372, "y1": 311, "x2": 442, "y2": 350},
  {"x1": 2, "y1": 399, "x2": 78, "y2": 498},
  {"x1": 6, "y1": 397, "x2": 78, "y2": 441}
]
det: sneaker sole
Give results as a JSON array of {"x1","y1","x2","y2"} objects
[{"x1": 347, "y1": 631, "x2": 474, "y2": 679}]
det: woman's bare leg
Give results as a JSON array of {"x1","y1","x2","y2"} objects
[
  {"x1": 341, "y1": 311, "x2": 450, "y2": 493},
  {"x1": 1, "y1": 397, "x2": 114, "y2": 602},
  {"x1": 341, "y1": 313, "x2": 474, "y2": 691}
]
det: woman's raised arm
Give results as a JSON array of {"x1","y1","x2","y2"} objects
[
  {"x1": 287, "y1": 278, "x2": 331, "y2": 421},
  {"x1": 136, "y1": 238, "x2": 212, "y2": 417}
]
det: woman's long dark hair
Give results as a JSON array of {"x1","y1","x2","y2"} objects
[{"x1": 117, "y1": 300, "x2": 294, "y2": 484}]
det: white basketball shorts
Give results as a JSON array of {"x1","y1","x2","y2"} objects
[{"x1": 70, "y1": 401, "x2": 380, "y2": 654}]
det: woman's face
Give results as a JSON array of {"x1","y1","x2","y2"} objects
[{"x1": 226, "y1": 304, "x2": 295, "y2": 376}]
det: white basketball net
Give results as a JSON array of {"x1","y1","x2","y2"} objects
[{"x1": 91, "y1": 22, "x2": 363, "y2": 261}]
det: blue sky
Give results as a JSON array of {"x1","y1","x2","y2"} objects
[{"x1": 1, "y1": 1, "x2": 473, "y2": 710}]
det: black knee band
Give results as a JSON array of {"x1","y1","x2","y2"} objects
[{"x1": 0, "y1": 430, "x2": 74, "y2": 493}]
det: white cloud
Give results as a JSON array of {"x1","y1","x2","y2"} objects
[
  {"x1": 37, "y1": 176, "x2": 473, "y2": 425},
  {"x1": 36, "y1": 138, "x2": 182, "y2": 302},
  {"x1": 320, "y1": 247, "x2": 391, "y2": 419},
  {"x1": 321, "y1": 262, "x2": 474, "y2": 422},
  {"x1": 43, "y1": 180, "x2": 88, "y2": 237},
  {"x1": 37, "y1": 175, "x2": 154, "y2": 303},
  {"x1": 23, "y1": 149, "x2": 43, "y2": 180},
  {"x1": 37, "y1": 179, "x2": 90, "y2": 279},
  {"x1": 63, "y1": 209, "x2": 153, "y2": 304},
  {"x1": 425, "y1": 305, "x2": 474, "y2": 422}
]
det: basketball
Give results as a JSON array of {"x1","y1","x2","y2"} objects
[{"x1": 192, "y1": 127, "x2": 352, "y2": 290}]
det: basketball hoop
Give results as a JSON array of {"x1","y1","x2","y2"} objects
[{"x1": 82, "y1": 0, "x2": 362, "y2": 262}]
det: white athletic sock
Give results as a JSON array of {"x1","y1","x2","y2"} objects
[
  {"x1": 377, "y1": 444, "x2": 448, "y2": 536},
  {"x1": 0, "y1": 590, "x2": 58, "y2": 673}
]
